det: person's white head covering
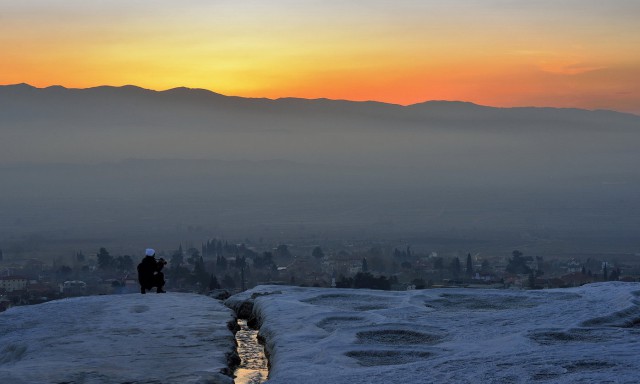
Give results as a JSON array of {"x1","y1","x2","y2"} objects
[{"x1": 145, "y1": 248, "x2": 156, "y2": 256}]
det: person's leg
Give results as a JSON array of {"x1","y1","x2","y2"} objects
[
  {"x1": 156, "y1": 272, "x2": 166, "y2": 293},
  {"x1": 139, "y1": 278, "x2": 148, "y2": 294}
]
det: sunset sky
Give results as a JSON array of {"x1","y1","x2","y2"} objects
[{"x1": 2, "y1": 0, "x2": 639, "y2": 113}]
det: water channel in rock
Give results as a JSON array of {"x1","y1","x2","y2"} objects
[{"x1": 234, "y1": 319, "x2": 269, "y2": 384}]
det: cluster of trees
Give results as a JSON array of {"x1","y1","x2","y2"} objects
[
  {"x1": 504, "y1": 250, "x2": 546, "y2": 289},
  {"x1": 165, "y1": 246, "x2": 212, "y2": 291},
  {"x1": 602, "y1": 264, "x2": 622, "y2": 281},
  {"x1": 96, "y1": 248, "x2": 134, "y2": 273},
  {"x1": 252, "y1": 252, "x2": 277, "y2": 270},
  {"x1": 426, "y1": 254, "x2": 475, "y2": 283},
  {"x1": 393, "y1": 246, "x2": 413, "y2": 258},
  {"x1": 162, "y1": 242, "x2": 288, "y2": 292},
  {"x1": 201, "y1": 239, "x2": 248, "y2": 258},
  {"x1": 312, "y1": 246, "x2": 324, "y2": 259},
  {"x1": 506, "y1": 250, "x2": 534, "y2": 275},
  {"x1": 20, "y1": 237, "x2": 629, "y2": 297},
  {"x1": 336, "y1": 272, "x2": 398, "y2": 290}
]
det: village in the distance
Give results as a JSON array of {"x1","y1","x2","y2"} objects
[{"x1": 2, "y1": 236, "x2": 639, "y2": 312}]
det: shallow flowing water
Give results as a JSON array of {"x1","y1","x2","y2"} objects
[{"x1": 234, "y1": 319, "x2": 269, "y2": 384}]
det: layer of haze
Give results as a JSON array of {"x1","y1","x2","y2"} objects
[
  {"x1": 1, "y1": 1, "x2": 639, "y2": 114},
  {"x1": 1, "y1": 84, "x2": 639, "y2": 256}
]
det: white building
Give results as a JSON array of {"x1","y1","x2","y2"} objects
[
  {"x1": 0, "y1": 276, "x2": 28, "y2": 292},
  {"x1": 567, "y1": 259, "x2": 582, "y2": 273}
]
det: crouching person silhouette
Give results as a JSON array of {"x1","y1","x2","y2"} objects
[{"x1": 137, "y1": 248, "x2": 167, "y2": 294}]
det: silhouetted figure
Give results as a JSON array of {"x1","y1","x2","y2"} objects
[{"x1": 137, "y1": 248, "x2": 166, "y2": 294}]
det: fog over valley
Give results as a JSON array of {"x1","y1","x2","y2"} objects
[{"x1": 1, "y1": 84, "x2": 639, "y2": 256}]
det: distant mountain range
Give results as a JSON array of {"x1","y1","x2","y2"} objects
[
  {"x1": 1, "y1": 82, "x2": 638, "y2": 164},
  {"x1": 2, "y1": 83, "x2": 637, "y2": 121}
]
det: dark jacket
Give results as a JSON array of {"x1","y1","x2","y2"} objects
[{"x1": 137, "y1": 255, "x2": 158, "y2": 288}]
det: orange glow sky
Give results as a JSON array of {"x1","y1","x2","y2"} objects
[{"x1": 1, "y1": 1, "x2": 639, "y2": 113}]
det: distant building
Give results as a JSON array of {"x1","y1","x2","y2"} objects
[
  {"x1": 560, "y1": 272, "x2": 593, "y2": 287},
  {"x1": 27, "y1": 282, "x2": 55, "y2": 295},
  {"x1": 391, "y1": 282, "x2": 416, "y2": 291},
  {"x1": 0, "y1": 276, "x2": 28, "y2": 292},
  {"x1": 566, "y1": 259, "x2": 582, "y2": 273},
  {"x1": 473, "y1": 272, "x2": 499, "y2": 283},
  {"x1": 61, "y1": 280, "x2": 87, "y2": 295}
]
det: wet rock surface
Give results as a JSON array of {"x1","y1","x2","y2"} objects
[
  {"x1": 0, "y1": 293, "x2": 237, "y2": 384},
  {"x1": 226, "y1": 283, "x2": 640, "y2": 384},
  {"x1": 233, "y1": 319, "x2": 269, "y2": 384}
]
